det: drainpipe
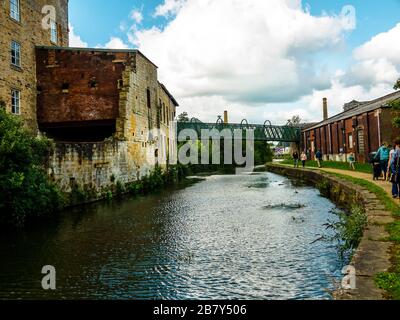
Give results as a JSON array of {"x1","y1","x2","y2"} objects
[{"x1": 377, "y1": 110, "x2": 381, "y2": 146}]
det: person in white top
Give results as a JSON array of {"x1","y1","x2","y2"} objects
[
  {"x1": 300, "y1": 151, "x2": 307, "y2": 168},
  {"x1": 388, "y1": 145, "x2": 396, "y2": 181}
]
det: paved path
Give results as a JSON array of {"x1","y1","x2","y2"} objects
[{"x1": 319, "y1": 168, "x2": 394, "y2": 199}]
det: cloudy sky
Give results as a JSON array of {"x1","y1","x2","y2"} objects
[{"x1": 69, "y1": 0, "x2": 400, "y2": 124}]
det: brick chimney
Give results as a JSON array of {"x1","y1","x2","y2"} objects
[
  {"x1": 224, "y1": 110, "x2": 229, "y2": 124},
  {"x1": 323, "y1": 98, "x2": 328, "y2": 121}
]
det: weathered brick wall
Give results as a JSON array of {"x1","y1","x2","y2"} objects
[
  {"x1": 0, "y1": 0, "x2": 69, "y2": 131},
  {"x1": 36, "y1": 48, "x2": 128, "y2": 126}
]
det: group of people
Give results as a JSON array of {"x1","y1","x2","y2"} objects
[
  {"x1": 373, "y1": 140, "x2": 400, "y2": 199},
  {"x1": 292, "y1": 150, "x2": 323, "y2": 168},
  {"x1": 291, "y1": 140, "x2": 400, "y2": 199}
]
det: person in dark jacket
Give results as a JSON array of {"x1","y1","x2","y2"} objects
[
  {"x1": 315, "y1": 150, "x2": 323, "y2": 168},
  {"x1": 293, "y1": 151, "x2": 299, "y2": 168}
]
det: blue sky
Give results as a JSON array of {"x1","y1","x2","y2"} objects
[
  {"x1": 69, "y1": 0, "x2": 400, "y2": 51},
  {"x1": 68, "y1": 0, "x2": 400, "y2": 123}
]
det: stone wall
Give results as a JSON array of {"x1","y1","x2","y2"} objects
[
  {"x1": 266, "y1": 164, "x2": 394, "y2": 300},
  {"x1": 49, "y1": 140, "x2": 137, "y2": 194},
  {"x1": 0, "y1": 0, "x2": 69, "y2": 131},
  {"x1": 39, "y1": 48, "x2": 178, "y2": 194}
]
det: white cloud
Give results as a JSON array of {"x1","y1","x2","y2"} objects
[
  {"x1": 341, "y1": 23, "x2": 400, "y2": 89},
  {"x1": 130, "y1": 0, "x2": 356, "y2": 123},
  {"x1": 130, "y1": 9, "x2": 143, "y2": 24},
  {"x1": 154, "y1": 0, "x2": 186, "y2": 17},
  {"x1": 354, "y1": 23, "x2": 400, "y2": 65},
  {"x1": 103, "y1": 37, "x2": 130, "y2": 49},
  {"x1": 68, "y1": 24, "x2": 88, "y2": 48}
]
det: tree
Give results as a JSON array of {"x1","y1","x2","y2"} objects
[
  {"x1": 395, "y1": 78, "x2": 400, "y2": 90},
  {"x1": 177, "y1": 112, "x2": 190, "y2": 122},
  {"x1": 390, "y1": 78, "x2": 400, "y2": 128},
  {"x1": 0, "y1": 104, "x2": 63, "y2": 227},
  {"x1": 290, "y1": 115, "x2": 301, "y2": 125}
]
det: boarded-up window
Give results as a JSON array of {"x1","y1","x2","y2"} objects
[
  {"x1": 348, "y1": 133, "x2": 353, "y2": 150},
  {"x1": 358, "y1": 130, "x2": 365, "y2": 155}
]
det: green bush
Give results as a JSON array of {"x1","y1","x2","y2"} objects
[
  {"x1": 0, "y1": 105, "x2": 63, "y2": 227},
  {"x1": 325, "y1": 206, "x2": 368, "y2": 260}
]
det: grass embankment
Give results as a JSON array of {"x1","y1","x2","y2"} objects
[
  {"x1": 324, "y1": 172, "x2": 400, "y2": 300},
  {"x1": 279, "y1": 159, "x2": 372, "y2": 174}
]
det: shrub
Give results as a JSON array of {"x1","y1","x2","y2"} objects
[
  {"x1": 325, "y1": 206, "x2": 368, "y2": 260},
  {"x1": 0, "y1": 106, "x2": 63, "y2": 227}
]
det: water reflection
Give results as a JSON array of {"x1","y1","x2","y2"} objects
[{"x1": 0, "y1": 172, "x2": 342, "y2": 300}]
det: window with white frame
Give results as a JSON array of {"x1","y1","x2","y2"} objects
[
  {"x1": 11, "y1": 89, "x2": 21, "y2": 115},
  {"x1": 10, "y1": 0, "x2": 20, "y2": 21},
  {"x1": 50, "y1": 20, "x2": 58, "y2": 44},
  {"x1": 11, "y1": 41, "x2": 21, "y2": 67}
]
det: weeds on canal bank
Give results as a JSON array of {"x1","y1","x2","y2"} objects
[{"x1": 324, "y1": 206, "x2": 368, "y2": 261}]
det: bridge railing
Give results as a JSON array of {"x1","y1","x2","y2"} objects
[{"x1": 177, "y1": 119, "x2": 301, "y2": 143}]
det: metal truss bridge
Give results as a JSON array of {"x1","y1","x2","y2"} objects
[{"x1": 177, "y1": 117, "x2": 301, "y2": 143}]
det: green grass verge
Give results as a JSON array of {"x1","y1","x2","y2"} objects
[
  {"x1": 325, "y1": 172, "x2": 400, "y2": 216},
  {"x1": 279, "y1": 159, "x2": 373, "y2": 174},
  {"x1": 321, "y1": 171, "x2": 400, "y2": 300}
]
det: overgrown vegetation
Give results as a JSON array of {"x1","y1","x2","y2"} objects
[
  {"x1": 0, "y1": 103, "x2": 64, "y2": 227},
  {"x1": 280, "y1": 159, "x2": 372, "y2": 174},
  {"x1": 325, "y1": 206, "x2": 368, "y2": 260},
  {"x1": 390, "y1": 78, "x2": 400, "y2": 128}
]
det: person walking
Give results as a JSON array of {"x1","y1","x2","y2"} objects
[
  {"x1": 375, "y1": 142, "x2": 390, "y2": 180},
  {"x1": 388, "y1": 145, "x2": 396, "y2": 181},
  {"x1": 300, "y1": 151, "x2": 307, "y2": 168},
  {"x1": 315, "y1": 150, "x2": 323, "y2": 168},
  {"x1": 293, "y1": 150, "x2": 299, "y2": 168},
  {"x1": 348, "y1": 153, "x2": 356, "y2": 170},
  {"x1": 390, "y1": 140, "x2": 400, "y2": 198}
]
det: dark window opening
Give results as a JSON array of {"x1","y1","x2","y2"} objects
[
  {"x1": 147, "y1": 88, "x2": 151, "y2": 108},
  {"x1": 40, "y1": 120, "x2": 116, "y2": 142},
  {"x1": 89, "y1": 78, "x2": 97, "y2": 88},
  {"x1": 117, "y1": 79, "x2": 123, "y2": 89},
  {"x1": 37, "y1": 86, "x2": 43, "y2": 93},
  {"x1": 61, "y1": 83, "x2": 69, "y2": 92}
]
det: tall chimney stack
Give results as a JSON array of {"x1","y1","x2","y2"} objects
[
  {"x1": 323, "y1": 98, "x2": 328, "y2": 121},
  {"x1": 224, "y1": 110, "x2": 229, "y2": 124}
]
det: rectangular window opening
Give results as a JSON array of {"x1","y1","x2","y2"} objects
[
  {"x1": 10, "y1": 0, "x2": 20, "y2": 21},
  {"x1": 11, "y1": 89, "x2": 21, "y2": 115},
  {"x1": 50, "y1": 20, "x2": 58, "y2": 44},
  {"x1": 11, "y1": 41, "x2": 21, "y2": 67}
]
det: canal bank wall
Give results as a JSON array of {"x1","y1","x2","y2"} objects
[{"x1": 265, "y1": 163, "x2": 394, "y2": 300}]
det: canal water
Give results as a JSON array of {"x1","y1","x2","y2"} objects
[{"x1": 0, "y1": 171, "x2": 344, "y2": 300}]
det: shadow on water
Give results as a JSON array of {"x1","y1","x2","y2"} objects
[{"x1": 0, "y1": 171, "x2": 344, "y2": 300}]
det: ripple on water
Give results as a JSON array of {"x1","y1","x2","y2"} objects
[{"x1": 0, "y1": 172, "x2": 343, "y2": 300}]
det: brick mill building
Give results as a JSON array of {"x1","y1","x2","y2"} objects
[
  {"x1": 302, "y1": 91, "x2": 400, "y2": 163},
  {"x1": 1, "y1": 1, "x2": 179, "y2": 194}
]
